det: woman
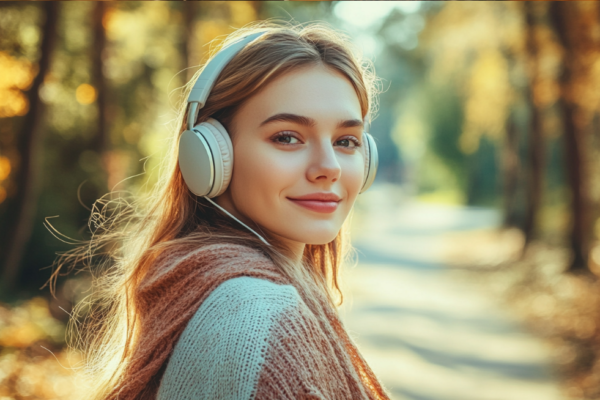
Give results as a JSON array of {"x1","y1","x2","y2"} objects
[{"x1": 59, "y1": 21, "x2": 390, "y2": 399}]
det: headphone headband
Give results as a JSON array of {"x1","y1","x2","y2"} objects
[{"x1": 186, "y1": 31, "x2": 266, "y2": 129}]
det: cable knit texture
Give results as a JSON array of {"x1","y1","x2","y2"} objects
[{"x1": 110, "y1": 243, "x2": 391, "y2": 400}]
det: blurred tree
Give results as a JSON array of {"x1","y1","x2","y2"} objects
[
  {"x1": 77, "y1": 0, "x2": 110, "y2": 219},
  {"x1": 91, "y1": 2, "x2": 108, "y2": 159},
  {"x1": 251, "y1": 1, "x2": 265, "y2": 20},
  {"x1": 522, "y1": 2, "x2": 545, "y2": 246},
  {"x1": 548, "y1": 2, "x2": 596, "y2": 272},
  {"x1": 409, "y1": 3, "x2": 515, "y2": 205},
  {"x1": 1, "y1": 2, "x2": 60, "y2": 294},
  {"x1": 181, "y1": 1, "x2": 197, "y2": 80},
  {"x1": 501, "y1": 110, "x2": 523, "y2": 230}
]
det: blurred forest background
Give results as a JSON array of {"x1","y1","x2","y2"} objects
[{"x1": 1, "y1": 1, "x2": 600, "y2": 399}]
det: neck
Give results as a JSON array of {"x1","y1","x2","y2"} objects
[
  {"x1": 212, "y1": 194, "x2": 305, "y2": 262},
  {"x1": 267, "y1": 232, "x2": 306, "y2": 263}
]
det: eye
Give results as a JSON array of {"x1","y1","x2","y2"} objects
[
  {"x1": 335, "y1": 136, "x2": 361, "y2": 148},
  {"x1": 271, "y1": 131, "x2": 301, "y2": 145}
]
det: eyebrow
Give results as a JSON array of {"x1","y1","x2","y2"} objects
[{"x1": 259, "y1": 113, "x2": 364, "y2": 129}]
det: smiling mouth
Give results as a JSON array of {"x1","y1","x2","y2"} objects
[{"x1": 287, "y1": 198, "x2": 339, "y2": 213}]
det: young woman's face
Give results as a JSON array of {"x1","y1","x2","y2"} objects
[{"x1": 216, "y1": 64, "x2": 365, "y2": 254}]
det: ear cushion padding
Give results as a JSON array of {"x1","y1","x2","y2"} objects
[
  {"x1": 361, "y1": 132, "x2": 371, "y2": 192},
  {"x1": 360, "y1": 132, "x2": 378, "y2": 193},
  {"x1": 202, "y1": 118, "x2": 233, "y2": 197}
]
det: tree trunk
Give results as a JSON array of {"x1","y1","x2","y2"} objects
[
  {"x1": 181, "y1": 1, "x2": 196, "y2": 81},
  {"x1": 1, "y1": 2, "x2": 60, "y2": 292},
  {"x1": 92, "y1": 2, "x2": 108, "y2": 156},
  {"x1": 251, "y1": 1, "x2": 264, "y2": 19},
  {"x1": 501, "y1": 113, "x2": 521, "y2": 229},
  {"x1": 561, "y1": 101, "x2": 588, "y2": 271},
  {"x1": 88, "y1": 1, "x2": 113, "y2": 199},
  {"x1": 523, "y1": 2, "x2": 544, "y2": 247},
  {"x1": 548, "y1": 2, "x2": 591, "y2": 272}
]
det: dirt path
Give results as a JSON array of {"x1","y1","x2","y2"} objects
[{"x1": 340, "y1": 185, "x2": 564, "y2": 400}]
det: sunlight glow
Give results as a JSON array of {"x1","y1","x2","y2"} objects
[{"x1": 334, "y1": 1, "x2": 422, "y2": 30}]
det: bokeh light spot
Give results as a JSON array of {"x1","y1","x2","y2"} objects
[
  {"x1": 75, "y1": 83, "x2": 97, "y2": 105},
  {"x1": 0, "y1": 156, "x2": 12, "y2": 181}
]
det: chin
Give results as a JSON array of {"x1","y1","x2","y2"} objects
[
  {"x1": 288, "y1": 226, "x2": 340, "y2": 245},
  {"x1": 263, "y1": 216, "x2": 345, "y2": 246},
  {"x1": 305, "y1": 236, "x2": 339, "y2": 245}
]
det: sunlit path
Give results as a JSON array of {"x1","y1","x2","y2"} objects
[{"x1": 340, "y1": 185, "x2": 564, "y2": 400}]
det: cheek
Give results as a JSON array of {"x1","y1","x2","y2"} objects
[
  {"x1": 230, "y1": 144, "x2": 302, "y2": 208},
  {"x1": 341, "y1": 154, "x2": 365, "y2": 200}
]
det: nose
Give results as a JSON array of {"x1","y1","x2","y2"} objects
[{"x1": 307, "y1": 139, "x2": 341, "y2": 184}]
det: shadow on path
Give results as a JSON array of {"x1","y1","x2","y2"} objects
[{"x1": 342, "y1": 188, "x2": 563, "y2": 400}]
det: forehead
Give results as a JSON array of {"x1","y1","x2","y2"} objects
[{"x1": 236, "y1": 64, "x2": 363, "y2": 128}]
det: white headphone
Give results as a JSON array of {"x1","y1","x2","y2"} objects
[{"x1": 178, "y1": 31, "x2": 378, "y2": 245}]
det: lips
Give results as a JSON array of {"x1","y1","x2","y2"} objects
[{"x1": 287, "y1": 192, "x2": 341, "y2": 214}]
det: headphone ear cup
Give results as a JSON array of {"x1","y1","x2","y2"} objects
[
  {"x1": 202, "y1": 118, "x2": 233, "y2": 197},
  {"x1": 360, "y1": 132, "x2": 378, "y2": 193},
  {"x1": 178, "y1": 127, "x2": 215, "y2": 197},
  {"x1": 178, "y1": 118, "x2": 233, "y2": 198}
]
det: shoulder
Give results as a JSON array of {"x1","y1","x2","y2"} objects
[
  {"x1": 142, "y1": 243, "x2": 288, "y2": 296},
  {"x1": 187, "y1": 276, "x2": 302, "y2": 326},
  {"x1": 157, "y1": 276, "x2": 301, "y2": 400},
  {"x1": 185, "y1": 243, "x2": 273, "y2": 266},
  {"x1": 204, "y1": 274, "x2": 300, "y2": 304},
  {"x1": 152, "y1": 243, "x2": 273, "y2": 275}
]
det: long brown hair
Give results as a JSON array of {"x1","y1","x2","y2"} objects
[{"x1": 50, "y1": 21, "x2": 379, "y2": 398}]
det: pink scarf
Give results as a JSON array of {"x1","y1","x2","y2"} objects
[{"x1": 107, "y1": 243, "x2": 391, "y2": 399}]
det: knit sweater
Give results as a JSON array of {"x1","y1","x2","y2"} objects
[
  {"x1": 110, "y1": 243, "x2": 391, "y2": 400},
  {"x1": 157, "y1": 276, "x2": 313, "y2": 399}
]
